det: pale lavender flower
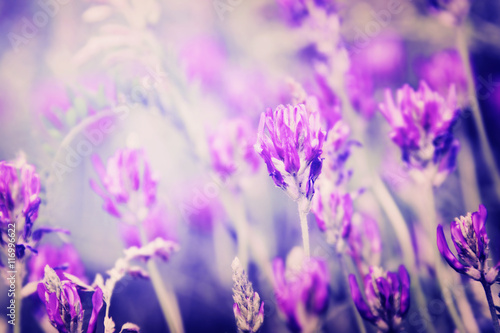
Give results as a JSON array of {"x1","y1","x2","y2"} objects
[
  {"x1": 37, "y1": 265, "x2": 103, "y2": 333},
  {"x1": 232, "y1": 257, "x2": 264, "y2": 333},
  {"x1": 90, "y1": 148, "x2": 158, "y2": 220},
  {"x1": 255, "y1": 104, "x2": 326, "y2": 205},
  {"x1": 208, "y1": 118, "x2": 260, "y2": 180},
  {"x1": 347, "y1": 214, "x2": 382, "y2": 275},
  {"x1": 437, "y1": 204, "x2": 500, "y2": 284},
  {"x1": 273, "y1": 247, "x2": 329, "y2": 332},
  {"x1": 379, "y1": 81, "x2": 460, "y2": 186},
  {"x1": 349, "y1": 265, "x2": 411, "y2": 332}
]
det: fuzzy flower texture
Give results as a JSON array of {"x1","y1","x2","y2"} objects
[
  {"x1": 255, "y1": 104, "x2": 325, "y2": 205},
  {"x1": 232, "y1": 257, "x2": 264, "y2": 333},
  {"x1": 379, "y1": 81, "x2": 459, "y2": 185},
  {"x1": 349, "y1": 265, "x2": 411, "y2": 332},
  {"x1": 437, "y1": 204, "x2": 500, "y2": 284}
]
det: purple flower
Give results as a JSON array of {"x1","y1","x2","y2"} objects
[
  {"x1": 37, "y1": 265, "x2": 103, "y2": 333},
  {"x1": 379, "y1": 81, "x2": 460, "y2": 185},
  {"x1": 208, "y1": 118, "x2": 260, "y2": 180},
  {"x1": 255, "y1": 104, "x2": 326, "y2": 203},
  {"x1": 28, "y1": 244, "x2": 87, "y2": 283},
  {"x1": 349, "y1": 265, "x2": 411, "y2": 332},
  {"x1": 437, "y1": 204, "x2": 500, "y2": 284},
  {"x1": 347, "y1": 214, "x2": 382, "y2": 275},
  {"x1": 273, "y1": 247, "x2": 329, "y2": 332},
  {"x1": 90, "y1": 148, "x2": 158, "y2": 219}
]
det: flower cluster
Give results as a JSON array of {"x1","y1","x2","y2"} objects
[
  {"x1": 37, "y1": 265, "x2": 103, "y2": 333},
  {"x1": 231, "y1": 257, "x2": 264, "y2": 333},
  {"x1": 349, "y1": 265, "x2": 411, "y2": 332},
  {"x1": 90, "y1": 148, "x2": 158, "y2": 221},
  {"x1": 255, "y1": 104, "x2": 326, "y2": 205},
  {"x1": 273, "y1": 247, "x2": 329, "y2": 332},
  {"x1": 208, "y1": 118, "x2": 260, "y2": 180},
  {"x1": 437, "y1": 204, "x2": 500, "y2": 284},
  {"x1": 379, "y1": 81, "x2": 460, "y2": 185}
]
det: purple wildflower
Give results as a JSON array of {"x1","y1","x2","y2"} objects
[
  {"x1": 232, "y1": 257, "x2": 264, "y2": 333},
  {"x1": 90, "y1": 148, "x2": 158, "y2": 220},
  {"x1": 208, "y1": 118, "x2": 260, "y2": 180},
  {"x1": 379, "y1": 81, "x2": 460, "y2": 186},
  {"x1": 437, "y1": 204, "x2": 500, "y2": 284},
  {"x1": 347, "y1": 214, "x2": 382, "y2": 275},
  {"x1": 349, "y1": 265, "x2": 411, "y2": 332},
  {"x1": 37, "y1": 265, "x2": 103, "y2": 333},
  {"x1": 28, "y1": 244, "x2": 87, "y2": 283},
  {"x1": 255, "y1": 104, "x2": 326, "y2": 204},
  {"x1": 273, "y1": 247, "x2": 329, "y2": 332}
]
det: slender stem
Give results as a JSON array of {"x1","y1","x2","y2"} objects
[
  {"x1": 298, "y1": 203, "x2": 310, "y2": 257},
  {"x1": 14, "y1": 265, "x2": 22, "y2": 333},
  {"x1": 456, "y1": 25, "x2": 500, "y2": 200},
  {"x1": 339, "y1": 253, "x2": 366, "y2": 333},
  {"x1": 139, "y1": 226, "x2": 184, "y2": 333},
  {"x1": 371, "y1": 176, "x2": 436, "y2": 333},
  {"x1": 482, "y1": 280, "x2": 500, "y2": 333}
]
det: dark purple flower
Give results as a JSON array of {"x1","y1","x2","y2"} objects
[
  {"x1": 349, "y1": 265, "x2": 411, "y2": 332},
  {"x1": 273, "y1": 247, "x2": 329, "y2": 332},
  {"x1": 437, "y1": 204, "x2": 500, "y2": 284},
  {"x1": 90, "y1": 148, "x2": 158, "y2": 219},
  {"x1": 208, "y1": 118, "x2": 260, "y2": 180},
  {"x1": 379, "y1": 81, "x2": 460, "y2": 185},
  {"x1": 256, "y1": 104, "x2": 326, "y2": 203},
  {"x1": 37, "y1": 265, "x2": 103, "y2": 333}
]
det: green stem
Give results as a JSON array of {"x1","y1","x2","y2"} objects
[
  {"x1": 371, "y1": 177, "x2": 436, "y2": 333},
  {"x1": 139, "y1": 227, "x2": 184, "y2": 333},
  {"x1": 339, "y1": 253, "x2": 366, "y2": 333},
  {"x1": 482, "y1": 280, "x2": 500, "y2": 333},
  {"x1": 456, "y1": 24, "x2": 500, "y2": 200}
]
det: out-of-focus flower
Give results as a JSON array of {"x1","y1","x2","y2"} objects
[
  {"x1": 429, "y1": 0, "x2": 470, "y2": 26},
  {"x1": 37, "y1": 265, "x2": 103, "y2": 333},
  {"x1": 347, "y1": 214, "x2": 382, "y2": 274},
  {"x1": 311, "y1": 190, "x2": 352, "y2": 249},
  {"x1": 28, "y1": 244, "x2": 86, "y2": 282},
  {"x1": 255, "y1": 104, "x2": 326, "y2": 207},
  {"x1": 416, "y1": 50, "x2": 467, "y2": 104},
  {"x1": 231, "y1": 257, "x2": 264, "y2": 333},
  {"x1": 208, "y1": 118, "x2": 260, "y2": 180},
  {"x1": 90, "y1": 148, "x2": 158, "y2": 220},
  {"x1": 349, "y1": 265, "x2": 411, "y2": 332},
  {"x1": 379, "y1": 81, "x2": 460, "y2": 186},
  {"x1": 437, "y1": 204, "x2": 500, "y2": 284},
  {"x1": 273, "y1": 247, "x2": 329, "y2": 332}
]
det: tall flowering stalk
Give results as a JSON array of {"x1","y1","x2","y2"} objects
[
  {"x1": 437, "y1": 204, "x2": 500, "y2": 333},
  {"x1": 379, "y1": 81, "x2": 460, "y2": 186},
  {"x1": 90, "y1": 148, "x2": 183, "y2": 333},
  {"x1": 349, "y1": 265, "x2": 411, "y2": 333},
  {"x1": 256, "y1": 104, "x2": 326, "y2": 256},
  {"x1": 272, "y1": 247, "x2": 329, "y2": 333},
  {"x1": 231, "y1": 257, "x2": 264, "y2": 333}
]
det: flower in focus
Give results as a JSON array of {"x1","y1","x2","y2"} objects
[
  {"x1": 379, "y1": 81, "x2": 460, "y2": 186},
  {"x1": 255, "y1": 104, "x2": 326, "y2": 207},
  {"x1": 208, "y1": 118, "x2": 260, "y2": 180},
  {"x1": 349, "y1": 265, "x2": 411, "y2": 332},
  {"x1": 273, "y1": 247, "x2": 329, "y2": 332},
  {"x1": 231, "y1": 257, "x2": 264, "y2": 333},
  {"x1": 28, "y1": 243, "x2": 86, "y2": 282},
  {"x1": 437, "y1": 204, "x2": 500, "y2": 284},
  {"x1": 90, "y1": 148, "x2": 158, "y2": 221},
  {"x1": 37, "y1": 265, "x2": 103, "y2": 333}
]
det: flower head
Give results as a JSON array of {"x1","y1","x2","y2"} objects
[
  {"x1": 379, "y1": 81, "x2": 460, "y2": 185},
  {"x1": 37, "y1": 265, "x2": 103, "y2": 333},
  {"x1": 437, "y1": 204, "x2": 500, "y2": 284},
  {"x1": 208, "y1": 118, "x2": 260, "y2": 180},
  {"x1": 28, "y1": 244, "x2": 86, "y2": 282},
  {"x1": 272, "y1": 247, "x2": 329, "y2": 332},
  {"x1": 349, "y1": 265, "x2": 411, "y2": 332},
  {"x1": 90, "y1": 148, "x2": 158, "y2": 220},
  {"x1": 232, "y1": 257, "x2": 264, "y2": 333},
  {"x1": 255, "y1": 104, "x2": 326, "y2": 204}
]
